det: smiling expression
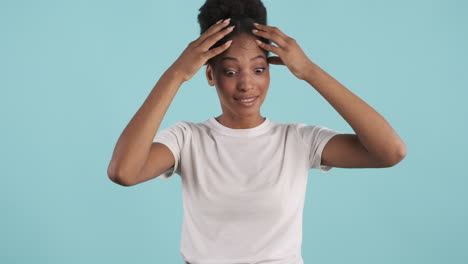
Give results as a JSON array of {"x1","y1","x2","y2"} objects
[{"x1": 206, "y1": 33, "x2": 270, "y2": 119}]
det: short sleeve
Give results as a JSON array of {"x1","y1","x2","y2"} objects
[
  {"x1": 295, "y1": 123, "x2": 343, "y2": 172},
  {"x1": 152, "y1": 121, "x2": 190, "y2": 180}
]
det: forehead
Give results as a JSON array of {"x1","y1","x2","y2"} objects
[{"x1": 219, "y1": 34, "x2": 266, "y2": 63}]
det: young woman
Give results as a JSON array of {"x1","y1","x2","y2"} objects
[{"x1": 108, "y1": 0, "x2": 406, "y2": 263}]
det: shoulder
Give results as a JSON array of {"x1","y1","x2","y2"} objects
[
  {"x1": 163, "y1": 120, "x2": 193, "y2": 131},
  {"x1": 155, "y1": 121, "x2": 194, "y2": 140},
  {"x1": 291, "y1": 122, "x2": 338, "y2": 133},
  {"x1": 289, "y1": 122, "x2": 342, "y2": 144},
  {"x1": 167, "y1": 120, "x2": 214, "y2": 136}
]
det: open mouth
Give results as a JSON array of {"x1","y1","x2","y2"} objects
[{"x1": 235, "y1": 96, "x2": 258, "y2": 106}]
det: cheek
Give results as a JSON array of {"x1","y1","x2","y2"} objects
[
  {"x1": 214, "y1": 70, "x2": 230, "y2": 82},
  {"x1": 259, "y1": 72, "x2": 270, "y2": 86},
  {"x1": 215, "y1": 79, "x2": 235, "y2": 91}
]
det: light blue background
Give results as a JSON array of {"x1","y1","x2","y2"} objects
[{"x1": 2, "y1": 0, "x2": 467, "y2": 263}]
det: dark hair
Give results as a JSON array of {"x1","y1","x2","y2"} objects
[{"x1": 198, "y1": 0, "x2": 271, "y2": 66}]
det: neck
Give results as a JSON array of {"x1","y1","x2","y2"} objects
[{"x1": 215, "y1": 115, "x2": 266, "y2": 129}]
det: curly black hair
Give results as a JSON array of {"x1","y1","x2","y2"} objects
[{"x1": 198, "y1": 0, "x2": 271, "y2": 66}]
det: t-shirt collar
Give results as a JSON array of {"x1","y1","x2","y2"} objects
[{"x1": 206, "y1": 117, "x2": 272, "y2": 137}]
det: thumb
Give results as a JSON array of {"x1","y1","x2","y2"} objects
[{"x1": 267, "y1": 56, "x2": 284, "y2": 65}]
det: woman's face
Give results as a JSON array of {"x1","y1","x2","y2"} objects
[{"x1": 206, "y1": 33, "x2": 270, "y2": 119}]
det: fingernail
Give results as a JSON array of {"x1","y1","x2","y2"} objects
[
  {"x1": 225, "y1": 40, "x2": 233, "y2": 46},
  {"x1": 253, "y1": 23, "x2": 259, "y2": 26},
  {"x1": 216, "y1": 19, "x2": 222, "y2": 24},
  {"x1": 252, "y1": 29, "x2": 258, "y2": 33},
  {"x1": 224, "y1": 18, "x2": 231, "y2": 23},
  {"x1": 255, "y1": 39, "x2": 262, "y2": 45}
]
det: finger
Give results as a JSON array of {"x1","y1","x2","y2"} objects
[
  {"x1": 267, "y1": 56, "x2": 284, "y2": 65},
  {"x1": 253, "y1": 23, "x2": 290, "y2": 41},
  {"x1": 196, "y1": 18, "x2": 232, "y2": 45},
  {"x1": 252, "y1": 27, "x2": 287, "y2": 48},
  {"x1": 254, "y1": 23, "x2": 290, "y2": 46},
  {"x1": 204, "y1": 40, "x2": 233, "y2": 61},
  {"x1": 255, "y1": 39, "x2": 282, "y2": 55},
  {"x1": 200, "y1": 25, "x2": 235, "y2": 51}
]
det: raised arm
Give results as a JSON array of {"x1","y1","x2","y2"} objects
[
  {"x1": 107, "y1": 68, "x2": 184, "y2": 186},
  {"x1": 107, "y1": 18, "x2": 236, "y2": 186},
  {"x1": 252, "y1": 23, "x2": 406, "y2": 167}
]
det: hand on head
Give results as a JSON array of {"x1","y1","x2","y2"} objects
[
  {"x1": 252, "y1": 23, "x2": 314, "y2": 80},
  {"x1": 169, "y1": 18, "x2": 235, "y2": 82}
]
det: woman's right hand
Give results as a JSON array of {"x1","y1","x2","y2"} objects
[{"x1": 169, "y1": 18, "x2": 235, "y2": 82}]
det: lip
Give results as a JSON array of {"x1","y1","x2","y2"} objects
[
  {"x1": 235, "y1": 96, "x2": 259, "y2": 106},
  {"x1": 235, "y1": 95, "x2": 258, "y2": 100}
]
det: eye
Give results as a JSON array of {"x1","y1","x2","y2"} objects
[
  {"x1": 255, "y1": 68, "x2": 266, "y2": 74},
  {"x1": 224, "y1": 70, "x2": 237, "y2": 77}
]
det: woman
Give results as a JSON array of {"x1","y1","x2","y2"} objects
[{"x1": 108, "y1": 0, "x2": 407, "y2": 263}]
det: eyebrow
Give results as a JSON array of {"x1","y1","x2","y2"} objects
[{"x1": 220, "y1": 55, "x2": 267, "y2": 62}]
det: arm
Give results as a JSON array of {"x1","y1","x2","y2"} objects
[
  {"x1": 303, "y1": 61, "x2": 407, "y2": 166},
  {"x1": 108, "y1": 19, "x2": 235, "y2": 185},
  {"x1": 252, "y1": 23, "x2": 406, "y2": 167},
  {"x1": 107, "y1": 68, "x2": 185, "y2": 185}
]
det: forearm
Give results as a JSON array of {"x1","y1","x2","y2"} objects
[
  {"x1": 303, "y1": 61, "x2": 406, "y2": 163},
  {"x1": 107, "y1": 66, "x2": 185, "y2": 183}
]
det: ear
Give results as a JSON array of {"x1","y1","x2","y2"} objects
[{"x1": 205, "y1": 63, "x2": 215, "y2": 86}]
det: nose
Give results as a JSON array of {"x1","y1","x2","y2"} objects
[{"x1": 237, "y1": 71, "x2": 255, "y2": 92}]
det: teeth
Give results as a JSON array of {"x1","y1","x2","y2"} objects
[{"x1": 239, "y1": 97, "x2": 256, "y2": 102}]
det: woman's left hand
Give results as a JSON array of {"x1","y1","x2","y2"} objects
[{"x1": 252, "y1": 23, "x2": 314, "y2": 80}]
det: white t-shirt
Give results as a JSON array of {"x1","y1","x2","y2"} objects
[{"x1": 153, "y1": 117, "x2": 342, "y2": 264}]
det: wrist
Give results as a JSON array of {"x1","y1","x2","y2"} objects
[
  {"x1": 303, "y1": 61, "x2": 323, "y2": 84},
  {"x1": 165, "y1": 65, "x2": 189, "y2": 84}
]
